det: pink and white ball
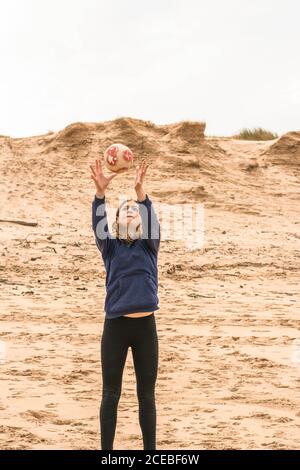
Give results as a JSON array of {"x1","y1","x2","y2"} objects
[{"x1": 103, "y1": 143, "x2": 134, "y2": 172}]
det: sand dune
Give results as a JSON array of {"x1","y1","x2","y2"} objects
[
  {"x1": 0, "y1": 118, "x2": 299, "y2": 449},
  {"x1": 261, "y1": 131, "x2": 300, "y2": 167}
]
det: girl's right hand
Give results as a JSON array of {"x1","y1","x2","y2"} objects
[{"x1": 90, "y1": 158, "x2": 126, "y2": 197}]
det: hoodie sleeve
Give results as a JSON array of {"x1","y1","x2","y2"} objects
[
  {"x1": 92, "y1": 194, "x2": 114, "y2": 258},
  {"x1": 137, "y1": 194, "x2": 160, "y2": 254}
]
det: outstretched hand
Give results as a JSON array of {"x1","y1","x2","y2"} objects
[
  {"x1": 135, "y1": 159, "x2": 149, "y2": 190},
  {"x1": 90, "y1": 158, "x2": 127, "y2": 197},
  {"x1": 135, "y1": 159, "x2": 148, "y2": 201}
]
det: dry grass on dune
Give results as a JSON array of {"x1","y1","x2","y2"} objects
[{"x1": 233, "y1": 127, "x2": 278, "y2": 141}]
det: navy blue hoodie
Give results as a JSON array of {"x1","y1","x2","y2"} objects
[{"x1": 92, "y1": 193, "x2": 160, "y2": 319}]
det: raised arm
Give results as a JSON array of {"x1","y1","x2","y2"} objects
[
  {"x1": 92, "y1": 194, "x2": 113, "y2": 257},
  {"x1": 137, "y1": 193, "x2": 160, "y2": 253},
  {"x1": 90, "y1": 158, "x2": 126, "y2": 257},
  {"x1": 135, "y1": 160, "x2": 160, "y2": 254}
]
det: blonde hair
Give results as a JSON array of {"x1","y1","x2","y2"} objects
[{"x1": 112, "y1": 198, "x2": 143, "y2": 243}]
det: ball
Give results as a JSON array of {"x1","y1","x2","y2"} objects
[{"x1": 103, "y1": 143, "x2": 134, "y2": 172}]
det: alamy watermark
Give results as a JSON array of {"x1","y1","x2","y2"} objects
[
  {"x1": 0, "y1": 341, "x2": 6, "y2": 364},
  {"x1": 291, "y1": 339, "x2": 300, "y2": 366},
  {"x1": 94, "y1": 194, "x2": 205, "y2": 250}
]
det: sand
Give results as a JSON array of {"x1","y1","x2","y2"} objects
[{"x1": 0, "y1": 118, "x2": 299, "y2": 450}]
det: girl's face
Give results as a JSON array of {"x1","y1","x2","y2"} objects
[{"x1": 118, "y1": 200, "x2": 141, "y2": 226}]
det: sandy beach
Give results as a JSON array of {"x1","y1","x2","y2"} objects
[{"x1": 0, "y1": 118, "x2": 299, "y2": 449}]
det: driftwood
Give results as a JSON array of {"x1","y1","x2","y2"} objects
[{"x1": 0, "y1": 219, "x2": 38, "y2": 227}]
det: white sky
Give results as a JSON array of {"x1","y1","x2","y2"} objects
[{"x1": 0, "y1": 0, "x2": 299, "y2": 137}]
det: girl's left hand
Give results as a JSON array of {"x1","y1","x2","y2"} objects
[{"x1": 135, "y1": 159, "x2": 149, "y2": 191}]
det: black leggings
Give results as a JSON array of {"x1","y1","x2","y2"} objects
[{"x1": 100, "y1": 313, "x2": 159, "y2": 450}]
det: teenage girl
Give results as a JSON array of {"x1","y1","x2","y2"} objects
[{"x1": 90, "y1": 158, "x2": 160, "y2": 450}]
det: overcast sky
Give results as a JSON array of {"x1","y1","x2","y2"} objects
[{"x1": 0, "y1": 0, "x2": 299, "y2": 138}]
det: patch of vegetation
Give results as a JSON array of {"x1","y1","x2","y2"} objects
[{"x1": 233, "y1": 127, "x2": 278, "y2": 140}]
